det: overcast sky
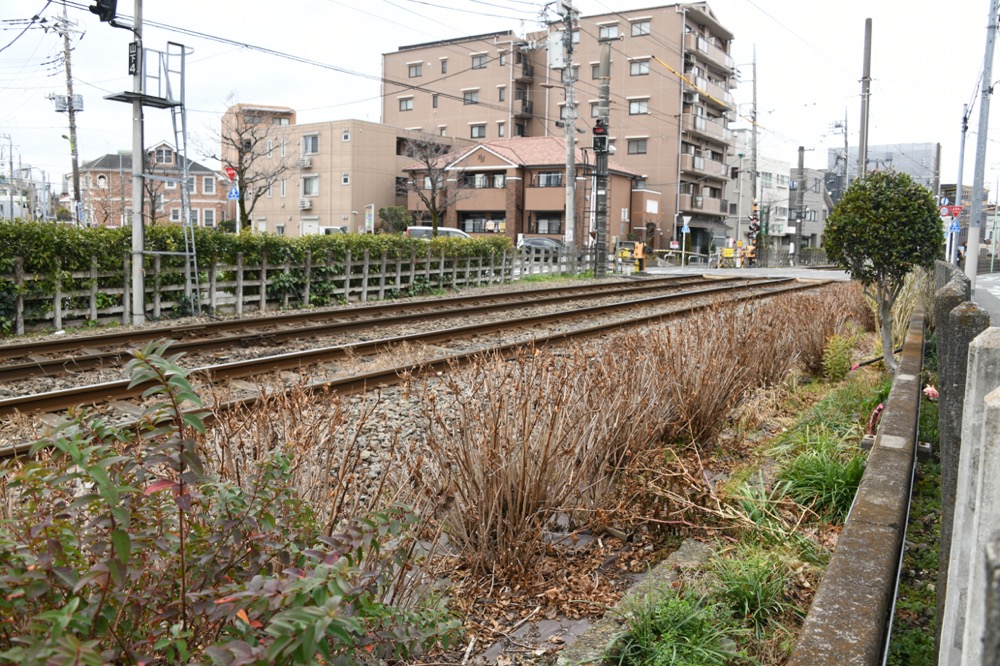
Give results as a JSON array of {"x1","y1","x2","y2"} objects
[{"x1": 0, "y1": 0, "x2": 995, "y2": 192}]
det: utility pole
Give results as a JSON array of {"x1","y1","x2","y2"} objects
[
  {"x1": 561, "y1": 0, "x2": 578, "y2": 248},
  {"x1": 5, "y1": 136, "x2": 13, "y2": 221},
  {"x1": 857, "y1": 18, "x2": 873, "y2": 178},
  {"x1": 130, "y1": 0, "x2": 146, "y2": 324},
  {"x1": 952, "y1": 105, "x2": 969, "y2": 264},
  {"x1": 964, "y1": 0, "x2": 1000, "y2": 293},
  {"x1": 59, "y1": 2, "x2": 82, "y2": 226},
  {"x1": 593, "y1": 37, "x2": 613, "y2": 278},
  {"x1": 750, "y1": 50, "x2": 761, "y2": 267},
  {"x1": 795, "y1": 145, "x2": 805, "y2": 267}
]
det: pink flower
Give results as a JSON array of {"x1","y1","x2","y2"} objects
[{"x1": 923, "y1": 385, "x2": 939, "y2": 401}]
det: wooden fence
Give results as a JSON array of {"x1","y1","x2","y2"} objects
[{"x1": 3, "y1": 246, "x2": 599, "y2": 335}]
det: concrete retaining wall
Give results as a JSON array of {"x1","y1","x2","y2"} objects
[{"x1": 788, "y1": 312, "x2": 924, "y2": 666}]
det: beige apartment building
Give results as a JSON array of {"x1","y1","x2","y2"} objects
[
  {"x1": 382, "y1": 2, "x2": 736, "y2": 251},
  {"x1": 403, "y1": 136, "x2": 659, "y2": 243},
  {"x1": 221, "y1": 105, "x2": 471, "y2": 236},
  {"x1": 77, "y1": 141, "x2": 228, "y2": 228}
]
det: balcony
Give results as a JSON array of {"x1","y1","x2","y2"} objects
[
  {"x1": 298, "y1": 198, "x2": 312, "y2": 210},
  {"x1": 679, "y1": 193, "x2": 726, "y2": 217},
  {"x1": 514, "y1": 99, "x2": 534, "y2": 118},
  {"x1": 689, "y1": 76, "x2": 733, "y2": 110},
  {"x1": 682, "y1": 113, "x2": 729, "y2": 143},
  {"x1": 298, "y1": 157, "x2": 312, "y2": 169},
  {"x1": 680, "y1": 153, "x2": 727, "y2": 180},
  {"x1": 514, "y1": 62, "x2": 534, "y2": 82},
  {"x1": 684, "y1": 33, "x2": 735, "y2": 74}
]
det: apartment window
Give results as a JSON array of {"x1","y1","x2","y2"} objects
[
  {"x1": 267, "y1": 182, "x2": 273, "y2": 198},
  {"x1": 432, "y1": 94, "x2": 439, "y2": 108},
  {"x1": 203, "y1": 176, "x2": 215, "y2": 194},
  {"x1": 187, "y1": 209, "x2": 199, "y2": 224},
  {"x1": 273, "y1": 117, "x2": 289, "y2": 126},
  {"x1": 153, "y1": 193, "x2": 164, "y2": 212},
  {"x1": 170, "y1": 208, "x2": 181, "y2": 222},
  {"x1": 280, "y1": 179, "x2": 286, "y2": 197},
  {"x1": 440, "y1": 58, "x2": 447, "y2": 74},
  {"x1": 463, "y1": 90, "x2": 479, "y2": 105},
  {"x1": 499, "y1": 51, "x2": 507, "y2": 66},
  {"x1": 537, "y1": 172, "x2": 563, "y2": 187},
  {"x1": 280, "y1": 139, "x2": 287, "y2": 156},
  {"x1": 592, "y1": 64, "x2": 600, "y2": 79},
  {"x1": 244, "y1": 115, "x2": 261, "y2": 124},
  {"x1": 630, "y1": 59, "x2": 649, "y2": 76},
  {"x1": 472, "y1": 54, "x2": 487, "y2": 69},
  {"x1": 203, "y1": 209, "x2": 215, "y2": 228},
  {"x1": 342, "y1": 130, "x2": 350, "y2": 142},
  {"x1": 303, "y1": 134, "x2": 319, "y2": 154},
  {"x1": 399, "y1": 97, "x2": 414, "y2": 112},
  {"x1": 276, "y1": 225, "x2": 285, "y2": 236},
  {"x1": 166, "y1": 178, "x2": 177, "y2": 190},
  {"x1": 302, "y1": 175, "x2": 319, "y2": 196},
  {"x1": 598, "y1": 24, "x2": 619, "y2": 39},
  {"x1": 635, "y1": 178, "x2": 647, "y2": 189},
  {"x1": 439, "y1": 126, "x2": 447, "y2": 136},
  {"x1": 761, "y1": 172, "x2": 773, "y2": 188},
  {"x1": 535, "y1": 215, "x2": 562, "y2": 234},
  {"x1": 267, "y1": 139, "x2": 273, "y2": 157},
  {"x1": 470, "y1": 124, "x2": 486, "y2": 139},
  {"x1": 591, "y1": 102, "x2": 600, "y2": 118},
  {"x1": 97, "y1": 175, "x2": 107, "y2": 188},
  {"x1": 631, "y1": 20, "x2": 651, "y2": 36},
  {"x1": 515, "y1": 123, "x2": 526, "y2": 137},
  {"x1": 155, "y1": 147, "x2": 173, "y2": 164},
  {"x1": 395, "y1": 177, "x2": 407, "y2": 195},
  {"x1": 186, "y1": 178, "x2": 196, "y2": 194},
  {"x1": 408, "y1": 63, "x2": 422, "y2": 77},
  {"x1": 497, "y1": 122, "x2": 505, "y2": 137},
  {"x1": 462, "y1": 173, "x2": 505, "y2": 188},
  {"x1": 629, "y1": 99, "x2": 649, "y2": 115},
  {"x1": 627, "y1": 138, "x2": 648, "y2": 154},
  {"x1": 341, "y1": 172, "x2": 350, "y2": 185},
  {"x1": 498, "y1": 86, "x2": 506, "y2": 102}
]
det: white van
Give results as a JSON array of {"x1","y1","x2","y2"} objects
[{"x1": 405, "y1": 226, "x2": 472, "y2": 240}]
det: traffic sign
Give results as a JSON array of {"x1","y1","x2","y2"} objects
[
  {"x1": 950, "y1": 205, "x2": 963, "y2": 218},
  {"x1": 940, "y1": 206, "x2": 951, "y2": 217},
  {"x1": 224, "y1": 165, "x2": 237, "y2": 180},
  {"x1": 681, "y1": 224, "x2": 691, "y2": 234},
  {"x1": 950, "y1": 221, "x2": 961, "y2": 233},
  {"x1": 227, "y1": 186, "x2": 239, "y2": 200}
]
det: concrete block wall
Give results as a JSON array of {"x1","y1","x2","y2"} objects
[
  {"x1": 788, "y1": 313, "x2": 924, "y2": 665},
  {"x1": 940, "y1": 329, "x2": 1000, "y2": 665}
]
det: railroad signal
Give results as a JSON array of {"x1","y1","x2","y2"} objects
[
  {"x1": 89, "y1": 0, "x2": 117, "y2": 22},
  {"x1": 593, "y1": 118, "x2": 609, "y2": 153}
]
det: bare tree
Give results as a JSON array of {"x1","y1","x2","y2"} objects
[
  {"x1": 142, "y1": 155, "x2": 168, "y2": 225},
  {"x1": 401, "y1": 137, "x2": 466, "y2": 236},
  {"x1": 203, "y1": 98, "x2": 293, "y2": 232}
]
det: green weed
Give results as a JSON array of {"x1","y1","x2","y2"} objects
[{"x1": 710, "y1": 546, "x2": 797, "y2": 638}]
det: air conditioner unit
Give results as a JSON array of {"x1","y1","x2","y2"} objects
[
  {"x1": 298, "y1": 157, "x2": 312, "y2": 168},
  {"x1": 298, "y1": 199, "x2": 311, "y2": 210},
  {"x1": 683, "y1": 92, "x2": 699, "y2": 104}
]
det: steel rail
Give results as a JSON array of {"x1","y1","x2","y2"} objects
[
  {"x1": 0, "y1": 278, "x2": 807, "y2": 419},
  {"x1": 0, "y1": 276, "x2": 734, "y2": 382},
  {"x1": 0, "y1": 275, "x2": 711, "y2": 362},
  {"x1": 0, "y1": 279, "x2": 828, "y2": 458}
]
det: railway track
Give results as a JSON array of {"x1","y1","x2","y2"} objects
[
  {"x1": 0, "y1": 275, "x2": 737, "y2": 383},
  {"x1": 0, "y1": 278, "x2": 825, "y2": 438}
]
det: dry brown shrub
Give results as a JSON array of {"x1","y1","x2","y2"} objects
[{"x1": 776, "y1": 284, "x2": 864, "y2": 376}]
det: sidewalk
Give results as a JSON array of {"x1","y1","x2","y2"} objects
[{"x1": 972, "y1": 272, "x2": 1000, "y2": 325}]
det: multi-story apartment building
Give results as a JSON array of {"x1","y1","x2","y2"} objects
[
  {"x1": 790, "y1": 167, "x2": 833, "y2": 251},
  {"x1": 382, "y1": 2, "x2": 736, "y2": 251},
  {"x1": 221, "y1": 105, "x2": 472, "y2": 236},
  {"x1": 402, "y1": 136, "x2": 657, "y2": 241},
  {"x1": 77, "y1": 141, "x2": 228, "y2": 228}
]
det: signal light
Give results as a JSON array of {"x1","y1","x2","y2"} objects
[{"x1": 89, "y1": 0, "x2": 117, "y2": 22}]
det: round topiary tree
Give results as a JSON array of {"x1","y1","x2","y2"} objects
[{"x1": 824, "y1": 170, "x2": 943, "y2": 376}]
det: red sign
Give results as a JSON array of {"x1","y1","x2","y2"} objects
[
  {"x1": 224, "y1": 165, "x2": 237, "y2": 180},
  {"x1": 950, "y1": 205, "x2": 963, "y2": 218}
]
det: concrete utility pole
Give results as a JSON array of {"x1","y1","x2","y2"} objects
[
  {"x1": 561, "y1": 0, "x2": 578, "y2": 248},
  {"x1": 965, "y1": 0, "x2": 1000, "y2": 293},
  {"x1": 130, "y1": 0, "x2": 146, "y2": 324},
  {"x1": 5, "y1": 136, "x2": 13, "y2": 221},
  {"x1": 952, "y1": 105, "x2": 969, "y2": 265},
  {"x1": 59, "y1": 2, "x2": 82, "y2": 226},
  {"x1": 857, "y1": 18, "x2": 872, "y2": 178},
  {"x1": 796, "y1": 145, "x2": 805, "y2": 266},
  {"x1": 593, "y1": 37, "x2": 613, "y2": 278},
  {"x1": 750, "y1": 50, "x2": 761, "y2": 266}
]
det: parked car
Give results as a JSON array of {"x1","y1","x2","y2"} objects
[
  {"x1": 405, "y1": 226, "x2": 472, "y2": 240},
  {"x1": 517, "y1": 237, "x2": 564, "y2": 256}
]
